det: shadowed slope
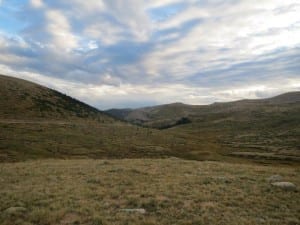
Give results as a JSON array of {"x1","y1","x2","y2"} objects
[{"x1": 0, "y1": 75, "x2": 113, "y2": 122}]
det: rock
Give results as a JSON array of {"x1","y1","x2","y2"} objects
[
  {"x1": 3, "y1": 207, "x2": 27, "y2": 216},
  {"x1": 271, "y1": 182, "x2": 296, "y2": 191},
  {"x1": 60, "y1": 212, "x2": 80, "y2": 225},
  {"x1": 120, "y1": 208, "x2": 146, "y2": 214},
  {"x1": 169, "y1": 157, "x2": 180, "y2": 160},
  {"x1": 266, "y1": 175, "x2": 283, "y2": 183}
]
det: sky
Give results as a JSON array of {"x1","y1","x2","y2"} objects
[{"x1": 0, "y1": 0, "x2": 299, "y2": 109}]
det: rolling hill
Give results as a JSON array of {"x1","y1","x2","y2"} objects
[
  {"x1": 106, "y1": 92, "x2": 300, "y2": 129},
  {"x1": 106, "y1": 92, "x2": 300, "y2": 162},
  {"x1": 1, "y1": 74, "x2": 299, "y2": 163},
  {"x1": 0, "y1": 75, "x2": 113, "y2": 122},
  {"x1": 0, "y1": 75, "x2": 180, "y2": 162}
]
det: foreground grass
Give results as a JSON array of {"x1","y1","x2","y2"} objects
[{"x1": 0, "y1": 159, "x2": 299, "y2": 225}]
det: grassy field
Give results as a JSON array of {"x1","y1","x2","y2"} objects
[
  {"x1": 1, "y1": 75, "x2": 299, "y2": 163},
  {"x1": 0, "y1": 121, "x2": 176, "y2": 162},
  {"x1": 1, "y1": 159, "x2": 299, "y2": 225}
]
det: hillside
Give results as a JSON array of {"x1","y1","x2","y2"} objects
[
  {"x1": 105, "y1": 92, "x2": 300, "y2": 129},
  {"x1": 0, "y1": 75, "x2": 113, "y2": 122},
  {"x1": 106, "y1": 103, "x2": 195, "y2": 128},
  {"x1": 1, "y1": 75, "x2": 299, "y2": 163},
  {"x1": 0, "y1": 75, "x2": 182, "y2": 162},
  {"x1": 106, "y1": 93, "x2": 300, "y2": 162}
]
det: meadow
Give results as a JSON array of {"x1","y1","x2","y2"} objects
[{"x1": 1, "y1": 158, "x2": 299, "y2": 225}]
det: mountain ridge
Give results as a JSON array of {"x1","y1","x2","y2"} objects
[{"x1": 105, "y1": 91, "x2": 300, "y2": 129}]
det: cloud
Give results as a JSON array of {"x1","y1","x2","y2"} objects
[
  {"x1": 0, "y1": 0, "x2": 299, "y2": 109},
  {"x1": 45, "y1": 9, "x2": 78, "y2": 50},
  {"x1": 30, "y1": 0, "x2": 44, "y2": 8}
]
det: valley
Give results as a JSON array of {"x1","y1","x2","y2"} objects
[
  {"x1": 1, "y1": 75, "x2": 299, "y2": 163},
  {"x1": 0, "y1": 75, "x2": 299, "y2": 225}
]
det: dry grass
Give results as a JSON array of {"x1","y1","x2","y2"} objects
[
  {"x1": 0, "y1": 120, "x2": 228, "y2": 162},
  {"x1": 1, "y1": 75, "x2": 299, "y2": 164},
  {"x1": 1, "y1": 159, "x2": 299, "y2": 225}
]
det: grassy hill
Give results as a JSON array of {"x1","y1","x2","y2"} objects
[
  {"x1": 105, "y1": 92, "x2": 300, "y2": 129},
  {"x1": 168, "y1": 93, "x2": 300, "y2": 162},
  {"x1": 1, "y1": 74, "x2": 299, "y2": 163},
  {"x1": 0, "y1": 75, "x2": 181, "y2": 162},
  {"x1": 106, "y1": 93, "x2": 300, "y2": 162},
  {"x1": 0, "y1": 75, "x2": 113, "y2": 121},
  {"x1": 0, "y1": 76, "x2": 299, "y2": 225}
]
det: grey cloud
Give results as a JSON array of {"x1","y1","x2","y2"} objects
[{"x1": 0, "y1": 0, "x2": 299, "y2": 108}]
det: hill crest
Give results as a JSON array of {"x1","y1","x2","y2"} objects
[
  {"x1": 105, "y1": 91, "x2": 300, "y2": 129},
  {"x1": 0, "y1": 74, "x2": 113, "y2": 122}
]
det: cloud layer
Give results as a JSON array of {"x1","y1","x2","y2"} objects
[{"x1": 0, "y1": 0, "x2": 299, "y2": 109}]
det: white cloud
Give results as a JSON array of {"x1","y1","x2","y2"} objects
[
  {"x1": 215, "y1": 78, "x2": 300, "y2": 101},
  {"x1": 1, "y1": 64, "x2": 299, "y2": 109},
  {"x1": 146, "y1": 0, "x2": 181, "y2": 9},
  {"x1": 104, "y1": 0, "x2": 152, "y2": 42},
  {"x1": 0, "y1": 0, "x2": 299, "y2": 108},
  {"x1": 46, "y1": 10, "x2": 78, "y2": 50},
  {"x1": 84, "y1": 22, "x2": 125, "y2": 46},
  {"x1": 30, "y1": 0, "x2": 44, "y2": 8},
  {"x1": 70, "y1": 0, "x2": 105, "y2": 13},
  {"x1": 141, "y1": 0, "x2": 300, "y2": 80}
]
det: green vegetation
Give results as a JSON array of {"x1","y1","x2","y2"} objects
[
  {"x1": 153, "y1": 117, "x2": 192, "y2": 130},
  {"x1": 0, "y1": 121, "x2": 176, "y2": 162},
  {"x1": 1, "y1": 159, "x2": 299, "y2": 225}
]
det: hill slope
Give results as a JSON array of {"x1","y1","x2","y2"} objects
[
  {"x1": 106, "y1": 92, "x2": 300, "y2": 161},
  {"x1": 0, "y1": 75, "x2": 113, "y2": 122},
  {"x1": 0, "y1": 75, "x2": 181, "y2": 162},
  {"x1": 1, "y1": 75, "x2": 299, "y2": 163},
  {"x1": 106, "y1": 92, "x2": 300, "y2": 129}
]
